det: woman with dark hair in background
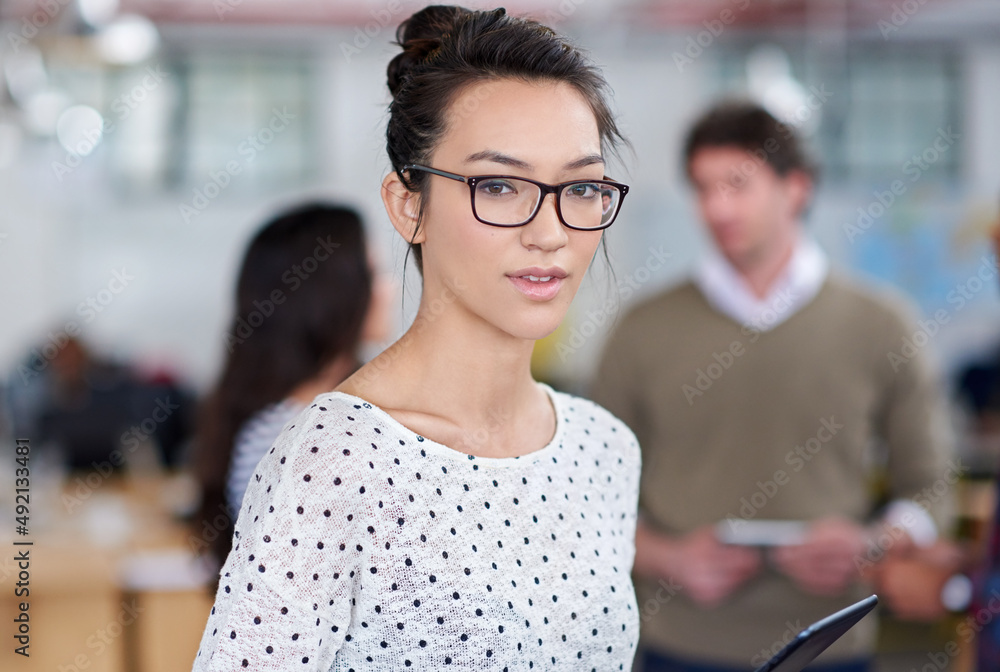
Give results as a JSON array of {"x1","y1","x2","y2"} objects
[
  {"x1": 193, "y1": 5, "x2": 638, "y2": 670},
  {"x1": 192, "y1": 203, "x2": 390, "y2": 568}
]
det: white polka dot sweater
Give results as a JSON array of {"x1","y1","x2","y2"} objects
[{"x1": 192, "y1": 382, "x2": 641, "y2": 671}]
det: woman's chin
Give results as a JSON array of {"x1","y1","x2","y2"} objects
[{"x1": 506, "y1": 314, "x2": 566, "y2": 342}]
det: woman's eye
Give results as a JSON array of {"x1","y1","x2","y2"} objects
[
  {"x1": 478, "y1": 180, "x2": 516, "y2": 196},
  {"x1": 567, "y1": 183, "x2": 600, "y2": 198}
]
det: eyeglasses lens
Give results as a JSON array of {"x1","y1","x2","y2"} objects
[{"x1": 472, "y1": 178, "x2": 621, "y2": 229}]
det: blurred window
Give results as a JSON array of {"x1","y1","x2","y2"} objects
[
  {"x1": 178, "y1": 53, "x2": 314, "y2": 190},
  {"x1": 837, "y1": 46, "x2": 959, "y2": 181},
  {"x1": 44, "y1": 52, "x2": 315, "y2": 194},
  {"x1": 718, "y1": 43, "x2": 961, "y2": 182}
]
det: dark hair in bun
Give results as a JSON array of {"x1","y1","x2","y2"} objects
[{"x1": 385, "y1": 5, "x2": 626, "y2": 274}]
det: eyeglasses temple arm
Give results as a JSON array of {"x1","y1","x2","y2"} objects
[{"x1": 402, "y1": 164, "x2": 468, "y2": 183}]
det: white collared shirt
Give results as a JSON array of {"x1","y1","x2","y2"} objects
[
  {"x1": 694, "y1": 234, "x2": 829, "y2": 331},
  {"x1": 693, "y1": 235, "x2": 938, "y2": 545}
]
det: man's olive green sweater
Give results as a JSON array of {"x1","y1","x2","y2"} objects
[{"x1": 592, "y1": 273, "x2": 954, "y2": 666}]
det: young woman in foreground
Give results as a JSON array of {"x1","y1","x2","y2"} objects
[{"x1": 193, "y1": 5, "x2": 639, "y2": 670}]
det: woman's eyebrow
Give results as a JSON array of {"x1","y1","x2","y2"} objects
[
  {"x1": 564, "y1": 154, "x2": 605, "y2": 171},
  {"x1": 464, "y1": 150, "x2": 605, "y2": 172},
  {"x1": 464, "y1": 150, "x2": 532, "y2": 170}
]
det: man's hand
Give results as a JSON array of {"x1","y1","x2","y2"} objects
[
  {"x1": 871, "y1": 540, "x2": 965, "y2": 621},
  {"x1": 770, "y1": 516, "x2": 868, "y2": 595},
  {"x1": 636, "y1": 522, "x2": 762, "y2": 608}
]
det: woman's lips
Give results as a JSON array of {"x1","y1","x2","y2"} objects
[{"x1": 507, "y1": 274, "x2": 563, "y2": 300}]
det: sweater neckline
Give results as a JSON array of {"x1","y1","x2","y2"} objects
[
  {"x1": 689, "y1": 274, "x2": 832, "y2": 334},
  {"x1": 322, "y1": 381, "x2": 564, "y2": 468}
]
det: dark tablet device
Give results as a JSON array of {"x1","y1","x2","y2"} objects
[{"x1": 753, "y1": 595, "x2": 879, "y2": 672}]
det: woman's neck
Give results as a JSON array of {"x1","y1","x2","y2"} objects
[
  {"x1": 390, "y1": 314, "x2": 534, "y2": 412},
  {"x1": 341, "y1": 295, "x2": 549, "y2": 452}
]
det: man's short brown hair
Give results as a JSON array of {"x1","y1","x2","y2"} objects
[{"x1": 683, "y1": 100, "x2": 817, "y2": 181}]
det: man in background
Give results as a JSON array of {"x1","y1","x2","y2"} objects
[{"x1": 592, "y1": 101, "x2": 955, "y2": 671}]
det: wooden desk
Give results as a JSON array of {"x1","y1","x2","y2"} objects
[{"x1": 0, "y1": 472, "x2": 214, "y2": 672}]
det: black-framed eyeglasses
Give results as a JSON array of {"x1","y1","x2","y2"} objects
[{"x1": 402, "y1": 164, "x2": 629, "y2": 231}]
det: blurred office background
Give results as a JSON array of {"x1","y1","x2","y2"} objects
[{"x1": 0, "y1": 0, "x2": 998, "y2": 670}]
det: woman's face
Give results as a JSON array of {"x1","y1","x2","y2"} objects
[{"x1": 414, "y1": 78, "x2": 606, "y2": 342}]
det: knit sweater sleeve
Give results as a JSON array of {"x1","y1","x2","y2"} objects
[
  {"x1": 876, "y1": 299, "x2": 956, "y2": 532},
  {"x1": 193, "y1": 409, "x2": 362, "y2": 671}
]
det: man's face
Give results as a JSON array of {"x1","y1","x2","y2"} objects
[{"x1": 687, "y1": 146, "x2": 807, "y2": 267}]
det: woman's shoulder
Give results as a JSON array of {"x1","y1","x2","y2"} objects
[
  {"x1": 544, "y1": 384, "x2": 640, "y2": 462},
  {"x1": 274, "y1": 389, "x2": 408, "y2": 449},
  {"x1": 546, "y1": 383, "x2": 632, "y2": 430},
  {"x1": 244, "y1": 392, "x2": 411, "y2": 504}
]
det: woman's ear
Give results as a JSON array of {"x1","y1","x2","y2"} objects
[{"x1": 381, "y1": 171, "x2": 426, "y2": 245}]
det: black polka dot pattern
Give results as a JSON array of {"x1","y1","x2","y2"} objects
[{"x1": 192, "y1": 383, "x2": 640, "y2": 670}]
